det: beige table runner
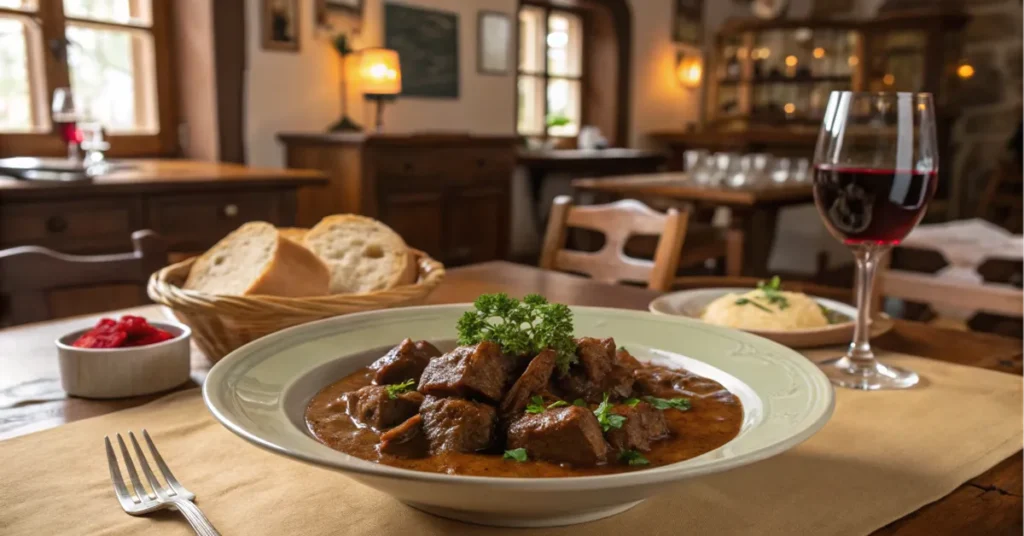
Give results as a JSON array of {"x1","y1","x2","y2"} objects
[{"x1": 1, "y1": 352, "x2": 1021, "y2": 536}]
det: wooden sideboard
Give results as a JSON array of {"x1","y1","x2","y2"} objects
[
  {"x1": 0, "y1": 159, "x2": 326, "y2": 322},
  {"x1": 278, "y1": 132, "x2": 517, "y2": 266},
  {"x1": 0, "y1": 159, "x2": 326, "y2": 255}
]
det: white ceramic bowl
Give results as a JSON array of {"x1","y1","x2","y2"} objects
[
  {"x1": 204, "y1": 304, "x2": 834, "y2": 528},
  {"x1": 649, "y1": 288, "x2": 893, "y2": 349},
  {"x1": 56, "y1": 321, "x2": 192, "y2": 399}
]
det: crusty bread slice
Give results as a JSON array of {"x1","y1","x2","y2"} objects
[
  {"x1": 303, "y1": 215, "x2": 412, "y2": 294},
  {"x1": 184, "y1": 222, "x2": 330, "y2": 297},
  {"x1": 277, "y1": 227, "x2": 309, "y2": 244}
]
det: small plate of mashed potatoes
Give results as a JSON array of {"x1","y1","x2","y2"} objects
[{"x1": 649, "y1": 277, "x2": 892, "y2": 348}]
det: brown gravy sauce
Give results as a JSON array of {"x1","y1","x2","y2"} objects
[{"x1": 305, "y1": 361, "x2": 743, "y2": 478}]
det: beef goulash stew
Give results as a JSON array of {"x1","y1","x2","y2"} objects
[{"x1": 306, "y1": 294, "x2": 743, "y2": 477}]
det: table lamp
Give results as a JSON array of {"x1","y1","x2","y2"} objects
[{"x1": 359, "y1": 48, "x2": 401, "y2": 132}]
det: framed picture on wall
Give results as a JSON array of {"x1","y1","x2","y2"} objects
[
  {"x1": 262, "y1": 0, "x2": 300, "y2": 52},
  {"x1": 478, "y1": 11, "x2": 512, "y2": 76},
  {"x1": 672, "y1": 0, "x2": 703, "y2": 46},
  {"x1": 325, "y1": 0, "x2": 363, "y2": 13}
]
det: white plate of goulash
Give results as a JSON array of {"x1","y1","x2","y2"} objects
[
  {"x1": 204, "y1": 299, "x2": 833, "y2": 528},
  {"x1": 648, "y1": 281, "x2": 893, "y2": 349}
]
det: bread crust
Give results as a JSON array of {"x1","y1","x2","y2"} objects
[{"x1": 303, "y1": 215, "x2": 411, "y2": 293}]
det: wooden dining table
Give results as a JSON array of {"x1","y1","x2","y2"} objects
[
  {"x1": 1, "y1": 261, "x2": 1020, "y2": 534},
  {"x1": 572, "y1": 173, "x2": 815, "y2": 276}
]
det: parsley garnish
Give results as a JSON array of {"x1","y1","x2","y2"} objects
[
  {"x1": 593, "y1": 393, "x2": 626, "y2": 432},
  {"x1": 525, "y1": 395, "x2": 546, "y2": 414},
  {"x1": 457, "y1": 293, "x2": 578, "y2": 375},
  {"x1": 734, "y1": 297, "x2": 772, "y2": 313},
  {"x1": 385, "y1": 379, "x2": 416, "y2": 399},
  {"x1": 757, "y1": 276, "x2": 790, "y2": 310},
  {"x1": 643, "y1": 396, "x2": 691, "y2": 411},
  {"x1": 547, "y1": 400, "x2": 569, "y2": 409},
  {"x1": 573, "y1": 398, "x2": 587, "y2": 407},
  {"x1": 619, "y1": 450, "x2": 650, "y2": 466},
  {"x1": 617, "y1": 346, "x2": 627, "y2": 352},
  {"x1": 624, "y1": 398, "x2": 641, "y2": 407},
  {"x1": 503, "y1": 448, "x2": 528, "y2": 462}
]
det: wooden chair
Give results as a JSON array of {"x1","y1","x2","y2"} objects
[
  {"x1": 539, "y1": 196, "x2": 688, "y2": 291},
  {"x1": 877, "y1": 266, "x2": 1023, "y2": 331},
  {"x1": 0, "y1": 230, "x2": 168, "y2": 326}
]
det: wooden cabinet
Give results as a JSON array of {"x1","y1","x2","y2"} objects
[
  {"x1": 0, "y1": 160, "x2": 326, "y2": 255},
  {"x1": 279, "y1": 133, "x2": 517, "y2": 266}
]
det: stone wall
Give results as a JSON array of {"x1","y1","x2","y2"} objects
[{"x1": 948, "y1": 0, "x2": 1023, "y2": 216}]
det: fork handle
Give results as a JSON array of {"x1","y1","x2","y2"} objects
[{"x1": 172, "y1": 500, "x2": 221, "y2": 536}]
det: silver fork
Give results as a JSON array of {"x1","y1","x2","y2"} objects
[{"x1": 104, "y1": 430, "x2": 221, "y2": 536}]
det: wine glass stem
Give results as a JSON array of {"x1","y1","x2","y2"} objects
[{"x1": 848, "y1": 244, "x2": 888, "y2": 370}]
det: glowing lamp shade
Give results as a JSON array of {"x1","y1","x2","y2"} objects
[
  {"x1": 359, "y1": 48, "x2": 401, "y2": 96},
  {"x1": 677, "y1": 55, "x2": 703, "y2": 89}
]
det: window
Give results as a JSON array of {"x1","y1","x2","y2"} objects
[
  {"x1": 0, "y1": 0, "x2": 174, "y2": 156},
  {"x1": 517, "y1": 5, "x2": 584, "y2": 138}
]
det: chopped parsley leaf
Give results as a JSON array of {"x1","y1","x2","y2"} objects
[
  {"x1": 735, "y1": 297, "x2": 773, "y2": 313},
  {"x1": 624, "y1": 398, "x2": 641, "y2": 407},
  {"x1": 547, "y1": 400, "x2": 569, "y2": 409},
  {"x1": 643, "y1": 396, "x2": 692, "y2": 411},
  {"x1": 619, "y1": 450, "x2": 649, "y2": 466},
  {"x1": 525, "y1": 395, "x2": 546, "y2": 414},
  {"x1": 503, "y1": 448, "x2": 528, "y2": 462},
  {"x1": 573, "y1": 398, "x2": 588, "y2": 407},
  {"x1": 385, "y1": 379, "x2": 416, "y2": 399},
  {"x1": 593, "y1": 393, "x2": 626, "y2": 432}
]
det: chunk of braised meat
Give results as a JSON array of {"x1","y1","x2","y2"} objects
[
  {"x1": 379, "y1": 414, "x2": 429, "y2": 458},
  {"x1": 499, "y1": 349, "x2": 556, "y2": 421},
  {"x1": 634, "y1": 364, "x2": 738, "y2": 405},
  {"x1": 604, "y1": 402, "x2": 669, "y2": 453},
  {"x1": 418, "y1": 341, "x2": 510, "y2": 404},
  {"x1": 506, "y1": 406, "x2": 609, "y2": 466},
  {"x1": 370, "y1": 338, "x2": 442, "y2": 385},
  {"x1": 419, "y1": 395, "x2": 496, "y2": 453},
  {"x1": 344, "y1": 386, "x2": 424, "y2": 430},
  {"x1": 557, "y1": 337, "x2": 637, "y2": 403}
]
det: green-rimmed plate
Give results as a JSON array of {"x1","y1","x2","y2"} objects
[{"x1": 204, "y1": 304, "x2": 834, "y2": 527}]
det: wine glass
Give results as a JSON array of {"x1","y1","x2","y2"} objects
[
  {"x1": 812, "y1": 91, "x2": 938, "y2": 390},
  {"x1": 51, "y1": 87, "x2": 83, "y2": 161}
]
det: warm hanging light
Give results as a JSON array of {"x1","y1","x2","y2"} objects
[
  {"x1": 957, "y1": 63, "x2": 975, "y2": 79},
  {"x1": 883, "y1": 73, "x2": 895, "y2": 86},
  {"x1": 785, "y1": 55, "x2": 799, "y2": 67},
  {"x1": 813, "y1": 47, "x2": 826, "y2": 59},
  {"x1": 359, "y1": 48, "x2": 402, "y2": 96},
  {"x1": 677, "y1": 54, "x2": 703, "y2": 89}
]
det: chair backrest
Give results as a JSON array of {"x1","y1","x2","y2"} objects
[
  {"x1": 0, "y1": 230, "x2": 168, "y2": 326},
  {"x1": 878, "y1": 268, "x2": 1023, "y2": 320},
  {"x1": 539, "y1": 196, "x2": 688, "y2": 291}
]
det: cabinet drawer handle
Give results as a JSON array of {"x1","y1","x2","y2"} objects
[
  {"x1": 477, "y1": 159, "x2": 486, "y2": 168},
  {"x1": 223, "y1": 204, "x2": 239, "y2": 217},
  {"x1": 403, "y1": 162, "x2": 414, "y2": 172},
  {"x1": 45, "y1": 215, "x2": 68, "y2": 233}
]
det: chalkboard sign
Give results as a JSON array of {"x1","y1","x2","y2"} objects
[{"x1": 384, "y1": 3, "x2": 459, "y2": 99}]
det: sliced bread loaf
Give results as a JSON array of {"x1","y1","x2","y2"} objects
[
  {"x1": 277, "y1": 227, "x2": 309, "y2": 244},
  {"x1": 303, "y1": 215, "x2": 413, "y2": 294},
  {"x1": 184, "y1": 222, "x2": 330, "y2": 297}
]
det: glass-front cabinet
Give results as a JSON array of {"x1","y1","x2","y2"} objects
[{"x1": 707, "y1": 10, "x2": 967, "y2": 130}]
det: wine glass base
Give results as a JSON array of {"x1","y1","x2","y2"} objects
[{"x1": 818, "y1": 356, "x2": 920, "y2": 390}]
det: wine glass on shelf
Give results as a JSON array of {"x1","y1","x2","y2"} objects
[
  {"x1": 812, "y1": 91, "x2": 939, "y2": 390},
  {"x1": 51, "y1": 87, "x2": 84, "y2": 162}
]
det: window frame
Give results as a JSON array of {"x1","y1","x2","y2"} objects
[
  {"x1": 516, "y1": 1, "x2": 587, "y2": 141},
  {"x1": 0, "y1": 0, "x2": 177, "y2": 158}
]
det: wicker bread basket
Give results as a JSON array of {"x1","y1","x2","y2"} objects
[{"x1": 147, "y1": 250, "x2": 445, "y2": 362}]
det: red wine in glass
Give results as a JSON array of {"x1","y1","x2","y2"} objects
[
  {"x1": 54, "y1": 119, "x2": 83, "y2": 145},
  {"x1": 812, "y1": 165, "x2": 938, "y2": 246}
]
